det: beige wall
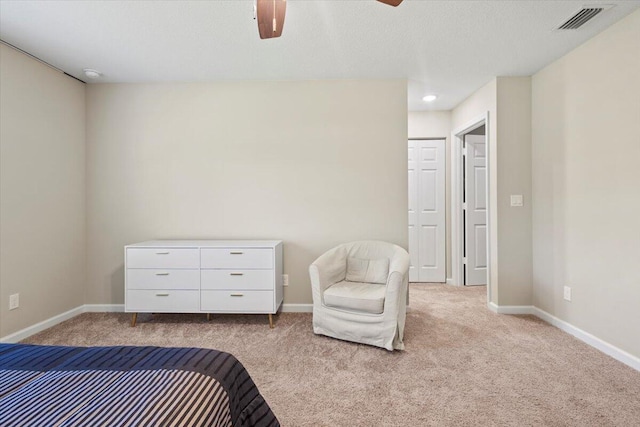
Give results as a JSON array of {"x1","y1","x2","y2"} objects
[
  {"x1": 0, "y1": 44, "x2": 86, "y2": 337},
  {"x1": 532, "y1": 10, "x2": 640, "y2": 357},
  {"x1": 408, "y1": 111, "x2": 451, "y2": 139},
  {"x1": 86, "y1": 80, "x2": 408, "y2": 305},
  {"x1": 496, "y1": 77, "x2": 532, "y2": 305},
  {"x1": 408, "y1": 111, "x2": 453, "y2": 278}
]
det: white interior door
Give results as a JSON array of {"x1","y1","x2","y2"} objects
[
  {"x1": 408, "y1": 139, "x2": 445, "y2": 282},
  {"x1": 464, "y1": 134, "x2": 487, "y2": 286}
]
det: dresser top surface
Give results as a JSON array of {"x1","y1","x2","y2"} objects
[{"x1": 126, "y1": 240, "x2": 282, "y2": 248}]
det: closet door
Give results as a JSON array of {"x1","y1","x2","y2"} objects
[{"x1": 408, "y1": 139, "x2": 446, "y2": 283}]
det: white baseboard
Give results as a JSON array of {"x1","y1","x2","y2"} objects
[
  {"x1": 84, "y1": 304, "x2": 124, "y2": 312},
  {"x1": 533, "y1": 307, "x2": 640, "y2": 372},
  {"x1": 0, "y1": 305, "x2": 84, "y2": 343},
  {"x1": 281, "y1": 304, "x2": 313, "y2": 313},
  {"x1": 488, "y1": 302, "x2": 535, "y2": 315}
]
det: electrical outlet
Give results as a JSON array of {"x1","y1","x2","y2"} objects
[
  {"x1": 9, "y1": 293, "x2": 19, "y2": 310},
  {"x1": 563, "y1": 286, "x2": 571, "y2": 302},
  {"x1": 283, "y1": 274, "x2": 289, "y2": 287}
]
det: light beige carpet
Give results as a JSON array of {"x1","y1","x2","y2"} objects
[{"x1": 23, "y1": 284, "x2": 640, "y2": 426}]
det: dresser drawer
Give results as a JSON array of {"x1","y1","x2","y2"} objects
[
  {"x1": 126, "y1": 248, "x2": 199, "y2": 269},
  {"x1": 127, "y1": 269, "x2": 199, "y2": 290},
  {"x1": 201, "y1": 248, "x2": 273, "y2": 269},
  {"x1": 201, "y1": 270, "x2": 273, "y2": 290},
  {"x1": 201, "y1": 290, "x2": 274, "y2": 313},
  {"x1": 126, "y1": 290, "x2": 199, "y2": 312}
]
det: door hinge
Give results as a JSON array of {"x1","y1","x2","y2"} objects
[
  {"x1": 463, "y1": 202, "x2": 467, "y2": 210},
  {"x1": 463, "y1": 257, "x2": 467, "y2": 265},
  {"x1": 462, "y1": 146, "x2": 467, "y2": 156}
]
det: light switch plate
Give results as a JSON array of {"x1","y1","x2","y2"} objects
[
  {"x1": 510, "y1": 195, "x2": 524, "y2": 207},
  {"x1": 283, "y1": 274, "x2": 289, "y2": 287},
  {"x1": 9, "y1": 293, "x2": 19, "y2": 310},
  {"x1": 563, "y1": 286, "x2": 571, "y2": 302}
]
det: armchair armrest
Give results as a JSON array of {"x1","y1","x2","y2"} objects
[
  {"x1": 309, "y1": 246, "x2": 348, "y2": 304},
  {"x1": 388, "y1": 252, "x2": 410, "y2": 284},
  {"x1": 383, "y1": 250, "x2": 410, "y2": 312}
]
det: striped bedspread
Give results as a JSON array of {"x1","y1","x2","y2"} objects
[{"x1": 0, "y1": 344, "x2": 279, "y2": 427}]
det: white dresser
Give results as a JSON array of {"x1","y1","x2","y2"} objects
[{"x1": 125, "y1": 240, "x2": 283, "y2": 327}]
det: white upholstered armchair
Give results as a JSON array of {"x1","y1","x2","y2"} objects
[{"x1": 309, "y1": 241, "x2": 410, "y2": 351}]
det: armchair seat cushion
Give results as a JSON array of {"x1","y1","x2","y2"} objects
[{"x1": 323, "y1": 280, "x2": 386, "y2": 314}]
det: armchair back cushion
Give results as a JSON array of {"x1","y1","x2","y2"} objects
[{"x1": 345, "y1": 257, "x2": 389, "y2": 284}]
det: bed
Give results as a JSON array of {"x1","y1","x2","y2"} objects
[{"x1": 0, "y1": 343, "x2": 279, "y2": 426}]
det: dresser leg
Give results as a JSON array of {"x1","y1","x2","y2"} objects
[
  {"x1": 268, "y1": 313, "x2": 274, "y2": 329},
  {"x1": 131, "y1": 313, "x2": 138, "y2": 327}
]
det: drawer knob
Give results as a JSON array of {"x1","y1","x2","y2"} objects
[
  {"x1": 230, "y1": 272, "x2": 244, "y2": 276},
  {"x1": 156, "y1": 252, "x2": 170, "y2": 255},
  {"x1": 156, "y1": 293, "x2": 170, "y2": 297},
  {"x1": 156, "y1": 272, "x2": 170, "y2": 276},
  {"x1": 230, "y1": 251, "x2": 244, "y2": 255},
  {"x1": 230, "y1": 293, "x2": 244, "y2": 297}
]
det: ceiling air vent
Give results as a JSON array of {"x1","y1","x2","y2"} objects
[{"x1": 557, "y1": 6, "x2": 609, "y2": 30}]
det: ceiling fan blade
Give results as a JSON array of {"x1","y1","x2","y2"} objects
[
  {"x1": 377, "y1": 0, "x2": 403, "y2": 6},
  {"x1": 256, "y1": 0, "x2": 287, "y2": 39}
]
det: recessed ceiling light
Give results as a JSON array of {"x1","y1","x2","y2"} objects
[
  {"x1": 83, "y1": 69, "x2": 102, "y2": 79},
  {"x1": 422, "y1": 94, "x2": 437, "y2": 102}
]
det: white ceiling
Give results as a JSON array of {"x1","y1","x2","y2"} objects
[{"x1": 1, "y1": 0, "x2": 639, "y2": 111}]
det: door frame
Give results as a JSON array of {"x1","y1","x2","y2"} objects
[{"x1": 450, "y1": 113, "x2": 492, "y2": 301}]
